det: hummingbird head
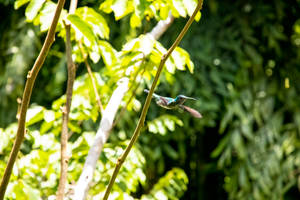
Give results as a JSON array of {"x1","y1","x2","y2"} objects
[{"x1": 175, "y1": 95, "x2": 197, "y2": 104}]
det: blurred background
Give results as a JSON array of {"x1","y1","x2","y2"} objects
[{"x1": 0, "y1": 0, "x2": 300, "y2": 199}]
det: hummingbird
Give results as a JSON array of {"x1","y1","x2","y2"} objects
[{"x1": 144, "y1": 89, "x2": 202, "y2": 118}]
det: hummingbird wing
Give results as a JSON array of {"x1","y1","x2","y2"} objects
[
  {"x1": 179, "y1": 105, "x2": 202, "y2": 118},
  {"x1": 144, "y1": 89, "x2": 161, "y2": 99}
]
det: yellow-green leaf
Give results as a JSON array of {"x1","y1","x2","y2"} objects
[
  {"x1": 67, "y1": 14, "x2": 97, "y2": 47},
  {"x1": 172, "y1": 0, "x2": 187, "y2": 17},
  {"x1": 25, "y1": 0, "x2": 46, "y2": 21},
  {"x1": 14, "y1": 0, "x2": 30, "y2": 9},
  {"x1": 76, "y1": 7, "x2": 110, "y2": 39},
  {"x1": 130, "y1": 13, "x2": 142, "y2": 28}
]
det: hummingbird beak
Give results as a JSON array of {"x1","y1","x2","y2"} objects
[{"x1": 185, "y1": 96, "x2": 197, "y2": 101}]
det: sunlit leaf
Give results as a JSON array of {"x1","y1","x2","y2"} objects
[
  {"x1": 172, "y1": 0, "x2": 186, "y2": 17},
  {"x1": 76, "y1": 7, "x2": 110, "y2": 39},
  {"x1": 67, "y1": 14, "x2": 97, "y2": 46},
  {"x1": 14, "y1": 0, "x2": 30, "y2": 9},
  {"x1": 34, "y1": 1, "x2": 58, "y2": 32},
  {"x1": 111, "y1": 0, "x2": 134, "y2": 20},
  {"x1": 141, "y1": 168, "x2": 188, "y2": 200},
  {"x1": 183, "y1": 0, "x2": 197, "y2": 16},
  {"x1": 130, "y1": 13, "x2": 142, "y2": 28},
  {"x1": 99, "y1": 40, "x2": 118, "y2": 66},
  {"x1": 25, "y1": 0, "x2": 46, "y2": 21},
  {"x1": 26, "y1": 105, "x2": 45, "y2": 126}
]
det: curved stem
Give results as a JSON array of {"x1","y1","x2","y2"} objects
[
  {"x1": 56, "y1": 0, "x2": 78, "y2": 198},
  {"x1": 79, "y1": 42, "x2": 104, "y2": 114},
  {"x1": 102, "y1": 1, "x2": 203, "y2": 199},
  {"x1": 0, "y1": 0, "x2": 67, "y2": 199}
]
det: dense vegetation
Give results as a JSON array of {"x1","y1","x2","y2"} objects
[{"x1": 0, "y1": 0, "x2": 300, "y2": 199}]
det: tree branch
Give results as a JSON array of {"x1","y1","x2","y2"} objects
[
  {"x1": 72, "y1": 77, "x2": 129, "y2": 200},
  {"x1": 72, "y1": 8, "x2": 177, "y2": 200},
  {"x1": 102, "y1": 1, "x2": 203, "y2": 199},
  {"x1": 0, "y1": 0, "x2": 67, "y2": 199},
  {"x1": 149, "y1": 12, "x2": 174, "y2": 40},
  {"x1": 56, "y1": 0, "x2": 78, "y2": 199},
  {"x1": 79, "y1": 42, "x2": 104, "y2": 114}
]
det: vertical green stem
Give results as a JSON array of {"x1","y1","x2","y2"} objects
[{"x1": 102, "y1": 1, "x2": 203, "y2": 199}]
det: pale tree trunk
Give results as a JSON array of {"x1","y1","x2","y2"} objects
[{"x1": 72, "y1": 13, "x2": 175, "y2": 200}]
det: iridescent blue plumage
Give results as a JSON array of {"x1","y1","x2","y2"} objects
[{"x1": 144, "y1": 89, "x2": 202, "y2": 118}]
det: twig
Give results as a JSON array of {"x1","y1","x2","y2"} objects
[
  {"x1": 102, "y1": 1, "x2": 203, "y2": 199},
  {"x1": 72, "y1": 6, "x2": 177, "y2": 200},
  {"x1": 79, "y1": 42, "x2": 104, "y2": 114},
  {"x1": 56, "y1": 0, "x2": 78, "y2": 199},
  {"x1": 0, "y1": 0, "x2": 67, "y2": 199}
]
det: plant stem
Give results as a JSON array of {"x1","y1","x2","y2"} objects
[
  {"x1": 56, "y1": 0, "x2": 78, "y2": 199},
  {"x1": 0, "y1": 0, "x2": 67, "y2": 199},
  {"x1": 79, "y1": 42, "x2": 104, "y2": 114},
  {"x1": 102, "y1": 1, "x2": 203, "y2": 199}
]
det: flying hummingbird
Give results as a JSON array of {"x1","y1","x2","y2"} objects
[{"x1": 144, "y1": 89, "x2": 202, "y2": 118}]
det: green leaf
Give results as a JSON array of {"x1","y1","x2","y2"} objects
[
  {"x1": 148, "y1": 121, "x2": 158, "y2": 134},
  {"x1": 76, "y1": 7, "x2": 110, "y2": 39},
  {"x1": 176, "y1": 47, "x2": 194, "y2": 73},
  {"x1": 231, "y1": 130, "x2": 246, "y2": 159},
  {"x1": 165, "y1": 59, "x2": 176, "y2": 74},
  {"x1": 159, "y1": 4, "x2": 170, "y2": 19},
  {"x1": 211, "y1": 134, "x2": 230, "y2": 158},
  {"x1": 40, "y1": 121, "x2": 53, "y2": 134},
  {"x1": 141, "y1": 168, "x2": 188, "y2": 200},
  {"x1": 123, "y1": 38, "x2": 140, "y2": 53},
  {"x1": 14, "y1": 0, "x2": 30, "y2": 9},
  {"x1": 99, "y1": 40, "x2": 117, "y2": 66},
  {"x1": 183, "y1": 0, "x2": 197, "y2": 16},
  {"x1": 244, "y1": 44, "x2": 263, "y2": 65},
  {"x1": 219, "y1": 107, "x2": 234, "y2": 133},
  {"x1": 131, "y1": 0, "x2": 149, "y2": 27},
  {"x1": 163, "y1": 144, "x2": 178, "y2": 159},
  {"x1": 24, "y1": 182, "x2": 41, "y2": 200},
  {"x1": 172, "y1": 0, "x2": 187, "y2": 17},
  {"x1": 111, "y1": 0, "x2": 134, "y2": 20},
  {"x1": 130, "y1": 13, "x2": 142, "y2": 28},
  {"x1": 25, "y1": 0, "x2": 46, "y2": 21},
  {"x1": 99, "y1": 0, "x2": 114, "y2": 13},
  {"x1": 0, "y1": 128, "x2": 10, "y2": 153},
  {"x1": 67, "y1": 14, "x2": 97, "y2": 47},
  {"x1": 26, "y1": 105, "x2": 45, "y2": 126},
  {"x1": 171, "y1": 48, "x2": 186, "y2": 71},
  {"x1": 139, "y1": 35, "x2": 154, "y2": 56},
  {"x1": 43, "y1": 110, "x2": 55, "y2": 123},
  {"x1": 195, "y1": 11, "x2": 201, "y2": 21},
  {"x1": 34, "y1": 1, "x2": 63, "y2": 32}
]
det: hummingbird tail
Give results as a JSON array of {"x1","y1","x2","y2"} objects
[
  {"x1": 144, "y1": 89, "x2": 160, "y2": 99},
  {"x1": 179, "y1": 105, "x2": 202, "y2": 118}
]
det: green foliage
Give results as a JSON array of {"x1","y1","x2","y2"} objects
[
  {"x1": 99, "y1": 0, "x2": 200, "y2": 26},
  {"x1": 1, "y1": 0, "x2": 300, "y2": 199},
  {"x1": 174, "y1": 0, "x2": 300, "y2": 199},
  {"x1": 147, "y1": 115, "x2": 183, "y2": 135},
  {"x1": 141, "y1": 168, "x2": 188, "y2": 200},
  {"x1": 1, "y1": 0, "x2": 198, "y2": 199}
]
